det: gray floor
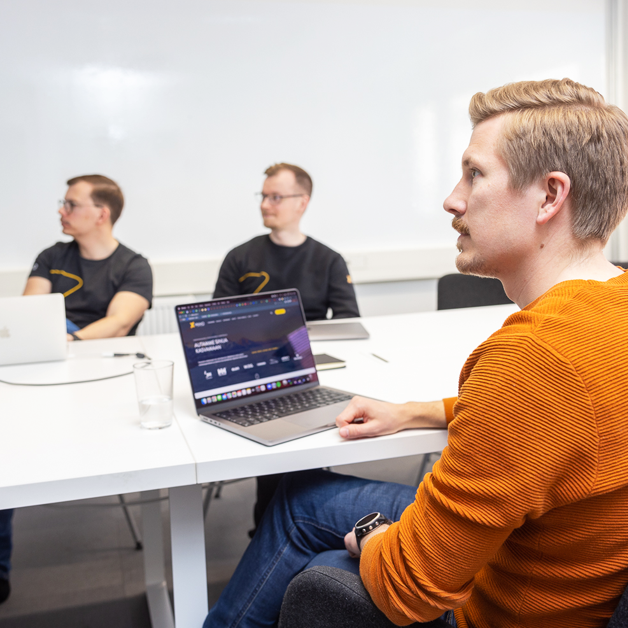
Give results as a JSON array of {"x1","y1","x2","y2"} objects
[{"x1": 0, "y1": 454, "x2": 437, "y2": 627}]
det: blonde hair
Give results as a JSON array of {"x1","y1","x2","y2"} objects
[
  {"x1": 469, "y1": 79, "x2": 628, "y2": 243},
  {"x1": 264, "y1": 163, "x2": 313, "y2": 197}
]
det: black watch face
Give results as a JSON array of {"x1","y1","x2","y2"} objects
[{"x1": 356, "y1": 512, "x2": 380, "y2": 529}]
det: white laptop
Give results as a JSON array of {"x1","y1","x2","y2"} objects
[
  {"x1": 176, "y1": 289, "x2": 356, "y2": 446},
  {"x1": 0, "y1": 294, "x2": 67, "y2": 366}
]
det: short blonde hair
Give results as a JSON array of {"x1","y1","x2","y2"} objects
[
  {"x1": 470, "y1": 79, "x2": 628, "y2": 243},
  {"x1": 264, "y1": 163, "x2": 313, "y2": 197}
]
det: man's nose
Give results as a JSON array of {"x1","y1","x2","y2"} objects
[{"x1": 443, "y1": 180, "x2": 466, "y2": 217}]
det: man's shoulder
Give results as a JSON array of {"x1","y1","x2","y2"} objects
[
  {"x1": 37, "y1": 240, "x2": 76, "y2": 257},
  {"x1": 302, "y1": 236, "x2": 344, "y2": 260},
  {"x1": 224, "y1": 235, "x2": 270, "y2": 258},
  {"x1": 471, "y1": 276, "x2": 628, "y2": 375},
  {"x1": 112, "y1": 242, "x2": 150, "y2": 266},
  {"x1": 510, "y1": 275, "x2": 628, "y2": 340}
]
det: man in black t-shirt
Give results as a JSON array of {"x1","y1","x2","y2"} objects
[
  {"x1": 0, "y1": 175, "x2": 153, "y2": 605},
  {"x1": 24, "y1": 174, "x2": 152, "y2": 339},
  {"x1": 213, "y1": 163, "x2": 359, "y2": 321},
  {"x1": 214, "y1": 163, "x2": 360, "y2": 534}
]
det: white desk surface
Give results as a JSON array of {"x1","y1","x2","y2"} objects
[
  {"x1": 0, "y1": 335, "x2": 196, "y2": 510},
  {"x1": 141, "y1": 304, "x2": 518, "y2": 485},
  {"x1": 0, "y1": 305, "x2": 518, "y2": 628}
]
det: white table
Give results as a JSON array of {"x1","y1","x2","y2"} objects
[
  {"x1": 140, "y1": 303, "x2": 518, "y2": 626},
  {"x1": 0, "y1": 304, "x2": 517, "y2": 628},
  {"x1": 0, "y1": 336, "x2": 197, "y2": 628}
]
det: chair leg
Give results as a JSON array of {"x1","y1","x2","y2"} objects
[
  {"x1": 214, "y1": 481, "x2": 224, "y2": 499},
  {"x1": 416, "y1": 453, "x2": 440, "y2": 486},
  {"x1": 118, "y1": 494, "x2": 143, "y2": 550},
  {"x1": 203, "y1": 483, "x2": 217, "y2": 519}
]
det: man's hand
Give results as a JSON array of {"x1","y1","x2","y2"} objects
[
  {"x1": 336, "y1": 398, "x2": 447, "y2": 440},
  {"x1": 344, "y1": 524, "x2": 391, "y2": 558}
]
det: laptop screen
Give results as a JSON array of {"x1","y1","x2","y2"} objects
[{"x1": 176, "y1": 289, "x2": 318, "y2": 411}]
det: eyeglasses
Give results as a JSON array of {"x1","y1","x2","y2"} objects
[
  {"x1": 255, "y1": 193, "x2": 305, "y2": 206},
  {"x1": 58, "y1": 200, "x2": 102, "y2": 213}
]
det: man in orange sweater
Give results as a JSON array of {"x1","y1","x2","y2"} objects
[{"x1": 204, "y1": 79, "x2": 628, "y2": 628}]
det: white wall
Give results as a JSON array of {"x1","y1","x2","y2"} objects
[{"x1": 0, "y1": 0, "x2": 607, "y2": 297}]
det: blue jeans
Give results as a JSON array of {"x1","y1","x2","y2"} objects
[
  {"x1": 205, "y1": 469, "x2": 455, "y2": 628},
  {"x1": 66, "y1": 319, "x2": 80, "y2": 333},
  {"x1": 0, "y1": 509, "x2": 13, "y2": 580}
]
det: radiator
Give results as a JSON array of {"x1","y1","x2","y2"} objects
[{"x1": 136, "y1": 294, "x2": 198, "y2": 336}]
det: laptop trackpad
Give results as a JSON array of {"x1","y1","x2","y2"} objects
[
  {"x1": 245, "y1": 420, "x2": 310, "y2": 440},
  {"x1": 284, "y1": 402, "x2": 347, "y2": 429}
]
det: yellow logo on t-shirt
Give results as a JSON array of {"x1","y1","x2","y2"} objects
[
  {"x1": 50, "y1": 269, "x2": 84, "y2": 297},
  {"x1": 239, "y1": 271, "x2": 270, "y2": 293}
]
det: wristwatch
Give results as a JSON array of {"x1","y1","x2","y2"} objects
[
  {"x1": 70, "y1": 333, "x2": 82, "y2": 341},
  {"x1": 354, "y1": 512, "x2": 393, "y2": 550}
]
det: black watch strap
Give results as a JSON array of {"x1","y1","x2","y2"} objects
[
  {"x1": 70, "y1": 333, "x2": 82, "y2": 341},
  {"x1": 354, "y1": 512, "x2": 393, "y2": 550}
]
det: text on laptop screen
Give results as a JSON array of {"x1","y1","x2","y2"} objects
[{"x1": 176, "y1": 291, "x2": 318, "y2": 410}]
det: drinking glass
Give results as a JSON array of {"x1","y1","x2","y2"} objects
[{"x1": 133, "y1": 360, "x2": 174, "y2": 429}]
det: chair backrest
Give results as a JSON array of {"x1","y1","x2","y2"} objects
[
  {"x1": 437, "y1": 274, "x2": 513, "y2": 311},
  {"x1": 607, "y1": 578, "x2": 628, "y2": 627}
]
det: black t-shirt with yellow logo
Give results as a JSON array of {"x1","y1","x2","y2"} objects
[
  {"x1": 213, "y1": 235, "x2": 359, "y2": 321},
  {"x1": 29, "y1": 241, "x2": 153, "y2": 332}
]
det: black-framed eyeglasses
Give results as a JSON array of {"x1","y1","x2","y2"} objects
[
  {"x1": 255, "y1": 193, "x2": 304, "y2": 206},
  {"x1": 58, "y1": 199, "x2": 102, "y2": 213}
]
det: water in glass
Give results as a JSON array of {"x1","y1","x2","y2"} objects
[{"x1": 139, "y1": 395, "x2": 173, "y2": 429}]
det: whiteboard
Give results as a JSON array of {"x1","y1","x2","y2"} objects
[{"x1": 0, "y1": 0, "x2": 606, "y2": 270}]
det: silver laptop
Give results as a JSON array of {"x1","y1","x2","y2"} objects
[
  {"x1": 176, "y1": 289, "x2": 355, "y2": 446},
  {"x1": 0, "y1": 293, "x2": 67, "y2": 366},
  {"x1": 306, "y1": 321, "x2": 370, "y2": 341}
]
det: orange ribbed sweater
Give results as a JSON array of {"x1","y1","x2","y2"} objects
[{"x1": 360, "y1": 271, "x2": 628, "y2": 628}]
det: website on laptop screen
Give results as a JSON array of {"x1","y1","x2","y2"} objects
[{"x1": 176, "y1": 290, "x2": 318, "y2": 411}]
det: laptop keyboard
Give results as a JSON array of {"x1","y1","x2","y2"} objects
[{"x1": 213, "y1": 388, "x2": 353, "y2": 427}]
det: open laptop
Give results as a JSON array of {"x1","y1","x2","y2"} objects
[
  {"x1": 306, "y1": 320, "x2": 370, "y2": 341},
  {"x1": 176, "y1": 289, "x2": 356, "y2": 446},
  {"x1": 0, "y1": 293, "x2": 67, "y2": 366}
]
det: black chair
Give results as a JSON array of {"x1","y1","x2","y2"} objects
[
  {"x1": 278, "y1": 565, "x2": 450, "y2": 628},
  {"x1": 437, "y1": 274, "x2": 512, "y2": 311},
  {"x1": 279, "y1": 564, "x2": 628, "y2": 628},
  {"x1": 438, "y1": 264, "x2": 625, "y2": 312}
]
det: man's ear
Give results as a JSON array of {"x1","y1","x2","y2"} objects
[
  {"x1": 97, "y1": 204, "x2": 112, "y2": 226},
  {"x1": 537, "y1": 171, "x2": 571, "y2": 226},
  {"x1": 298, "y1": 195, "x2": 310, "y2": 215}
]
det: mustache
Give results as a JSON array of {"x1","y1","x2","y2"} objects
[{"x1": 451, "y1": 217, "x2": 469, "y2": 236}]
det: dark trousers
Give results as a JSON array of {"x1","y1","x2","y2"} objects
[
  {"x1": 253, "y1": 473, "x2": 284, "y2": 529},
  {"x1": 0, "y1": 509, "x2": 13, "y2": 580}
]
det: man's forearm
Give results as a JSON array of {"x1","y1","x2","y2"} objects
[
  {"x1": 71, "y1": 315, "x2": 134, "y2": 340},
  {"x1": 402, "y1": 400, "x2": 448, "y2": 430}
]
